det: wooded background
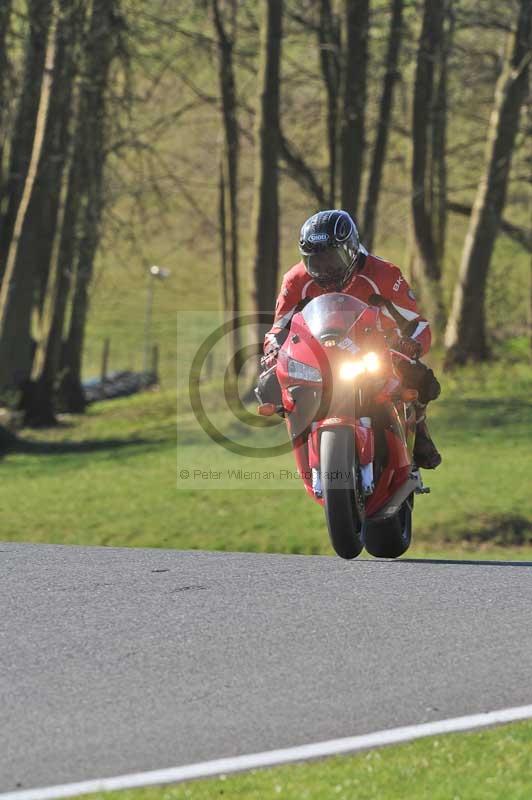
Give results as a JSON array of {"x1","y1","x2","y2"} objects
[{"x1": 0, "y1": 0, "x2": 530, "y2": 426}]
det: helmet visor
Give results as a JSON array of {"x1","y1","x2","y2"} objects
[{"x1": 303, "y1": 247, "x2": 351, "y2": 287}]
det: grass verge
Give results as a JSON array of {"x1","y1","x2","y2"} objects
[
  {"x1": 1, "y1": 363, "x2": 530, "y2": 556},
  {"x1": 83, "y1": 719, "x2": 532, "y2": 799}
]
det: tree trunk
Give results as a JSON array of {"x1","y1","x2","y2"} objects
[
  {"x1": 11, "y1": 1, "x2": 83, "y2": 415},
  {"x1": 218, "y1": 156, "x2": 229, "y2": 313},
  {"x1": 340, "y1": 0, "x2": 369, "y2": 220},
  {"x1": 362, "y1": 0, "x2": 404, "y2": 249},
  {"x1": 431, "y1": 0, "x2": 453, "y2": 272},
  {"x1": 60, "y1": 202, "x2": 98, "y2": 413},
  {"x1": 34, "y1": 1, "x2": 83, "y2": 313},
  {"x1": 25, "y1": 150, "x2": 81, "y2": 424},
  {"x1": 60, "y1": 0, "x2": 119, "y2": 411},
  {"x1": 411, "y1": 0, "x2": 446, "y2": 330},
  {"x1": 211, "y1": 0, "x2": 242, "y2": 373},
  {"x1": 0, "y1": 0, "x2": 57, "y2": 395},
  {"x1": 444, "y1": 0, "x2": 531, "y2": 367},
  {"x1": 252, "y1": 0, "x2": 283, "y2": 343},
  {"x1": 0, "y1": 0, "x2": 13, "y2": 185},
  {"x1": 23, "y1": 6, "x2": 84, "y2": 426},
  {"x1": 0, "y1": 0, "x2": 52, "y2": 281},
  {"x1": 318, "y1": 0, "x2": 340, "y2": 207},
  {"x1": 0, "y1": 1, "x2": 11, "y2": 101}
]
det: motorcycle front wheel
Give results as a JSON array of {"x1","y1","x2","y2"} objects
[
  {"x1": 320, "y1": 427, "x2": 364, "y2": 560},
  {"x1": 364, "y1": 495, "x2": 413, "y2": 559}
]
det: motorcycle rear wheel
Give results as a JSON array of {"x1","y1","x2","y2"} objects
[
  {"x1": 320, "y1": 428, "x2": 364, "y2": 560},
  {"x1": 364, "y1": 496, "x2": 413, "y2": 559}
]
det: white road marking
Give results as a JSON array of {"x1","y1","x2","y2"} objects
[{"x1": 3, "y1": 704, "x2": 532, "y2": 800}]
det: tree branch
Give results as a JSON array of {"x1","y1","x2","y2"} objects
[
  {"x1": 447, "y1": 201, "x2": 532, "y2": 252},
  {"x1": 279, "y1": 132, "x2": 326, "y2": 207}
]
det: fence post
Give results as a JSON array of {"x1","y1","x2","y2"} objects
[
  {"x1": 101, "y1": 338, "x2": 110, "y2": 383},
  {"x1": 151, "y1": 343, "x2": 159, "y2": 383},
  {"x1": 204, "y1": 350, "x2": 214, "y2": 381}
]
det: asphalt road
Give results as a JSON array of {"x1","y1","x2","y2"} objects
[{"x1": 1, "y1": 543, "x2": 532, "y2": 792}]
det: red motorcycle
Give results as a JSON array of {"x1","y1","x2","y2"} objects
[{"x1": 260, "y1": 293, "x2": 430, "y2": 560}]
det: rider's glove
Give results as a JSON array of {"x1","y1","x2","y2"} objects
[
  {"x1": 260, "y1": 350, "x2": 278, "y2": 372},
  {"x1": 261, "y1": 332, "x2": 282, "y2": 372},
  {"x1": 264, "y1": 331, "x2": 282, "y2": 357},
  {"x1": 398, "y1": 336, "x2": 423, "y2": 360},
  {"x1": 262, "y1": 329, "x2": 290, "y2": 372}
]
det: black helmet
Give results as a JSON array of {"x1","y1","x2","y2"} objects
[{"x1": 299, "y1": 209, "x2": 361, "y2": 289}]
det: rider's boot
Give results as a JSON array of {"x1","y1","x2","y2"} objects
[{"x1": 413, "y1": 403, "x2": 442, "y2": 469}]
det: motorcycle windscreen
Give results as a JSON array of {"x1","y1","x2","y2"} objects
[{"x1": 301, "y1": 293, "x2": 368, "y2": 340}]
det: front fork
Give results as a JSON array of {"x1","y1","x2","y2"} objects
[
  {"x1": 288, "y1": 384, "x2": 416, "y2": 505},
  {"x1": 306, "y1": 415, "x2": 375, "y2": 499}
]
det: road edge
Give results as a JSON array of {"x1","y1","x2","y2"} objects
[{"x1": 3, "y1": 703, "x2": 532, "y2": 800}]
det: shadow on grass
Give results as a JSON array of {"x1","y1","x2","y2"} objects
[
  {"x1": 5, "y1": 436, "x2": 164, "y2": 457},
  {"x1": 432, "y1": 397, "x2": 531, "y2": 431},
  {"x1": 178, "y1": 414, "x2": 286, "y2": 448},
  {"x1": 419, "y1": 513, "x2": 532, "y2": 547},
  {"x1": 179, "y1": 396, "x2": 532, "y2": 444}
]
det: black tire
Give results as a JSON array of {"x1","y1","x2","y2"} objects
[
  {"x1": 364, "y1": 496, "x2": 413, "y2": 559},
  {"x1": 320, "y1": 428, "x2": 364, "y2": 560}
]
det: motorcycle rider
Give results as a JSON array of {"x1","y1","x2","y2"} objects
[{"x1": 257, "y1": 209, "x2": 442, "y2": 469}]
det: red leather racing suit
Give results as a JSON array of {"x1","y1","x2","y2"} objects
[
  {"x1": 265, "y1": 253, "x2": 431, "y2": 355},
  {"x1": 259, "y1": 251, "x2": 441, "y2": 467}
]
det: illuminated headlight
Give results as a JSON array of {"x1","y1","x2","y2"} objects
[
  {"x1": 339, "y1": 351, "x2": 380, "y2": 380},
  {"x1": 339, "y1": 361, "x2": 365, "y2": 380},
  {"x1": 287, "y1": 358, "x2": 322, "y2": 382},
  {"x1": 363, "y1": 351, "x2": 380, "y2": 373}
]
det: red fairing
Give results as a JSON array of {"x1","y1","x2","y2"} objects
[
  {"x1": 364, "y1": 429, "x2": 411, "y2": 517},
  {"x1": 311, "y1": 419, "x2": 374, "y2": 466},
  {"x1": 267, "y1": 285, "x2": 429, "y2": 563},
  {"x1": 292, "y1": 438, "x2": 318, "y2": 502},
  {"x1": 268, "y1": 254, "x2": 431, "y2": 356}
]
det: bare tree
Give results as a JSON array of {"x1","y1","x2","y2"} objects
[
  {"x1": 0, "y1": 0, "x2": 58, "y2": 393},
  {"x1": 22, "y1": 2, "x2": 84, "y2": 425},
  {"x1": 0, "y1": 0, "x2": 53, "y2": 282},
  {"x1": 33, "y1": 1, "x2": 83, "y2": 312},
  {"x1": 26, "y1": 141, "x2": 81, "y2": 424},
  {"x1": 211, "y1": 0, "x2": 242, "y2": 372},
  {"x1": 431, "y1": 0, "x2": 453, "y2": 278},
  {"x1": 252, "y1": 0, "x2": 283, "y2": 333},
  {"x1": 411, "y1": 0, "x2": 447, "y2": 330},
  {"x1": 279, "y1": 132, "x2": 327, "y2": 206},
  {"x1": 362, "y1": 0, "x2": 404, "y2": 249},
  {"x1": 0, "y1": 0, "x2": 13, "y2": 183},
  {"x1": 340, "y1": 0, "x2": 369, "y2": 220},
  {"x1": 60, "y1": 0, "x2": 123, "y2": 411},
  {"x1": 447, "y1": 201, "x2": 531, "y2": 253},
  {"x1": 218, "y1": 156, "x2": 229, "y2": 313},
  {"x1": 444, "y1": 0, "x2": 531, "y2": 366},
  {"x1": 318, "y1": 0, "x2": 341, "y2": 206},
  {"x1": 11, "y1": 0, "x2": 84, "y2": 410}
]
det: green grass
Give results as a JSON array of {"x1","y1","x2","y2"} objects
[
  {"x1": 3, "y1": 367, "x2": 530, "y2": 800},
  {"x1": 84, "y1": 720, "x2": 532, "y2": 799},
  {"x1": 1, "y1": 389, "x2": 177, "y2": 547},
  {"x1": 1, "y1": 361, "x2": 530, "y2": 557}
]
